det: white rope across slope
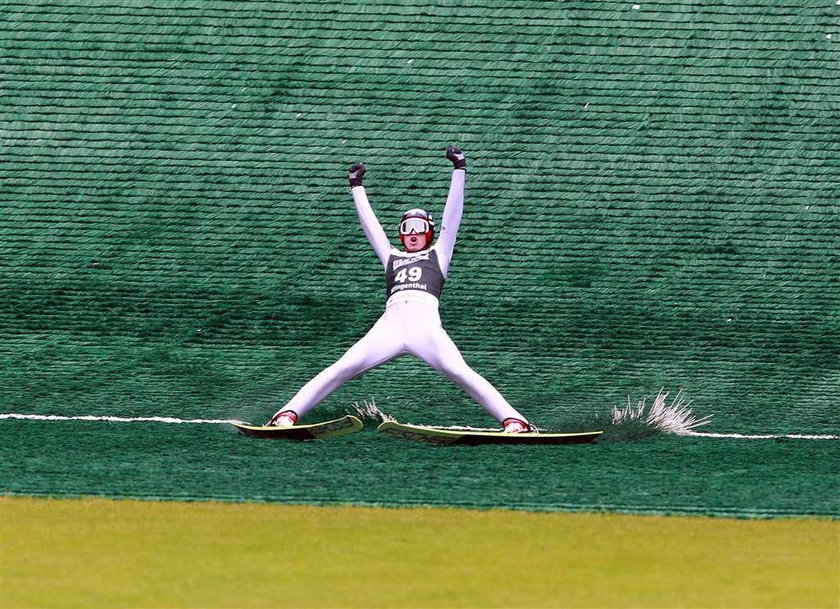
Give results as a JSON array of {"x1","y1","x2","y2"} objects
[
  {"x1": 1, "y1": 410, "x2": 836, "y2": 440},
  {"x1": 683, "y1": 431, "x2": 838, "y2": 440},
  {"x1": 0, "y1": 413, "x2": 238, "y2": 424}
]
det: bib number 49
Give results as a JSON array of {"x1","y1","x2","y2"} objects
[{"x1": 394, "y1": 266, "x2": 422, "y2": 284}]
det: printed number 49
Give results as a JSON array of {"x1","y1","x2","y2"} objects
[{"x1": 395, "y1": 267, "x2": 422, "y2": 283}]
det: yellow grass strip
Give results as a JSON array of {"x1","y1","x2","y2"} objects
[{"x1": 2, "y1": 496, "x2": 837, "y2": 609}]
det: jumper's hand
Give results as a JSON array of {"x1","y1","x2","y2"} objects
[
  {"x1": 446, "y1": 146, "x2": 466, "y2": 169},
  {"x1": 348, "y1": 163, "x2": 366, "y2": 187}
]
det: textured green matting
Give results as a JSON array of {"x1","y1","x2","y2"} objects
[
  {"x1": 3, "y1": 420, "x2": 838, "y2": 517},
  {"x1": 1, "y1": 1, "x2": 838, "y2": 516}
]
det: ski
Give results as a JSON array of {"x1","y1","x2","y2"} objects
[
  {"x1": 377, "y1": 421, "x2": 602, "y2": 446},
  {"x1": 232, "y1": 415, "x2": 363, "y2": 440}
]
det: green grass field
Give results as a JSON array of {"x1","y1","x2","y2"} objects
[{"x1": 3, "y1": 497, "x2": 837, "y2": 609}]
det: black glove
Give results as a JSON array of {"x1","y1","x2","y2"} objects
[
  {"x1": 348, "y1": 163, "x2": 366, "y2": 187},
  {"x1": 446, "y1": 146, "x2": 466, "y2": 169}
]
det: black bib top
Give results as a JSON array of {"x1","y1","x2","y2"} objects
[{"x1": 385, "y1": 248, "x2": 445, "y2": 300}]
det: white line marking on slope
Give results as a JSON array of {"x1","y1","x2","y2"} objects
[
  {"x1": 684, "y1": 431, "x2": 838, "y2": 440},
  {"x1": 0, "y1": 413, "x2": 238, "y2": 424},
  {"x1": 1, "y1": 414, "x2": 837, "y2": 439}
]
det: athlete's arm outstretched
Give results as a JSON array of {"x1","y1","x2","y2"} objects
[
  {"x1": 437, "y1": 146, "x2": 466, "y2": 277},
  {"x1": 349, "y1": 163, "x2": 391, "y2": 268},
  {"x1": 268, "y1": 148, "x2": 530, "y2": 432}
]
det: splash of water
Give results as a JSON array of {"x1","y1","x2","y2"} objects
[
  {"x1": 351, "y1": 398, "x2": 394, "y2": 424},
  {"x1": 611, "y1": 390, "x2": 713, "y2": 435}
]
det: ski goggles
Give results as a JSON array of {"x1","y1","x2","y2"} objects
[{"x1": 399, "y1": 217, "x2": 431, "y2": 235}]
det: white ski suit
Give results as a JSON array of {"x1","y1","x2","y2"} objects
[{"x1": 279, "y1": 169, "x2": 527, "y2": 425}]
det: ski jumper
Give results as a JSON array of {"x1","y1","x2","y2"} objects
[{"x1": 279, "y1": 169, "x2": 527, "y2": 424}]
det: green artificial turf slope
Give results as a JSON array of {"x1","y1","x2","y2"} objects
[
  {"x1": 2, "y1": 1, "x2": 838, "y2": 517},
  {"x1": 2, "y1": 417, "x2": 837, "y2": 517}
]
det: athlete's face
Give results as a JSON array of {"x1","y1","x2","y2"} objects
[{"x1": 404, "y1": 233, "x2": 427, "y2": 252}]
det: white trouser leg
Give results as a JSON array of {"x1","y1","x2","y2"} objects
[
  {"x1": 281, "y1": 313, "x2": 405, "y2": 418},
  {"x1": 405, "y1": 305, "x2": 527, "y2": 424},
  {"x1": 279, "y1": 296, "x2": 526, "y2": 425}
]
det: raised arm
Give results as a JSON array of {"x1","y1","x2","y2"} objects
[
  {"x1": 436, "y1": 146, "x2": 466, "y2": 277},
  {"x1": 349, "y1": 163, "x2": 391, "y2": 268}
]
